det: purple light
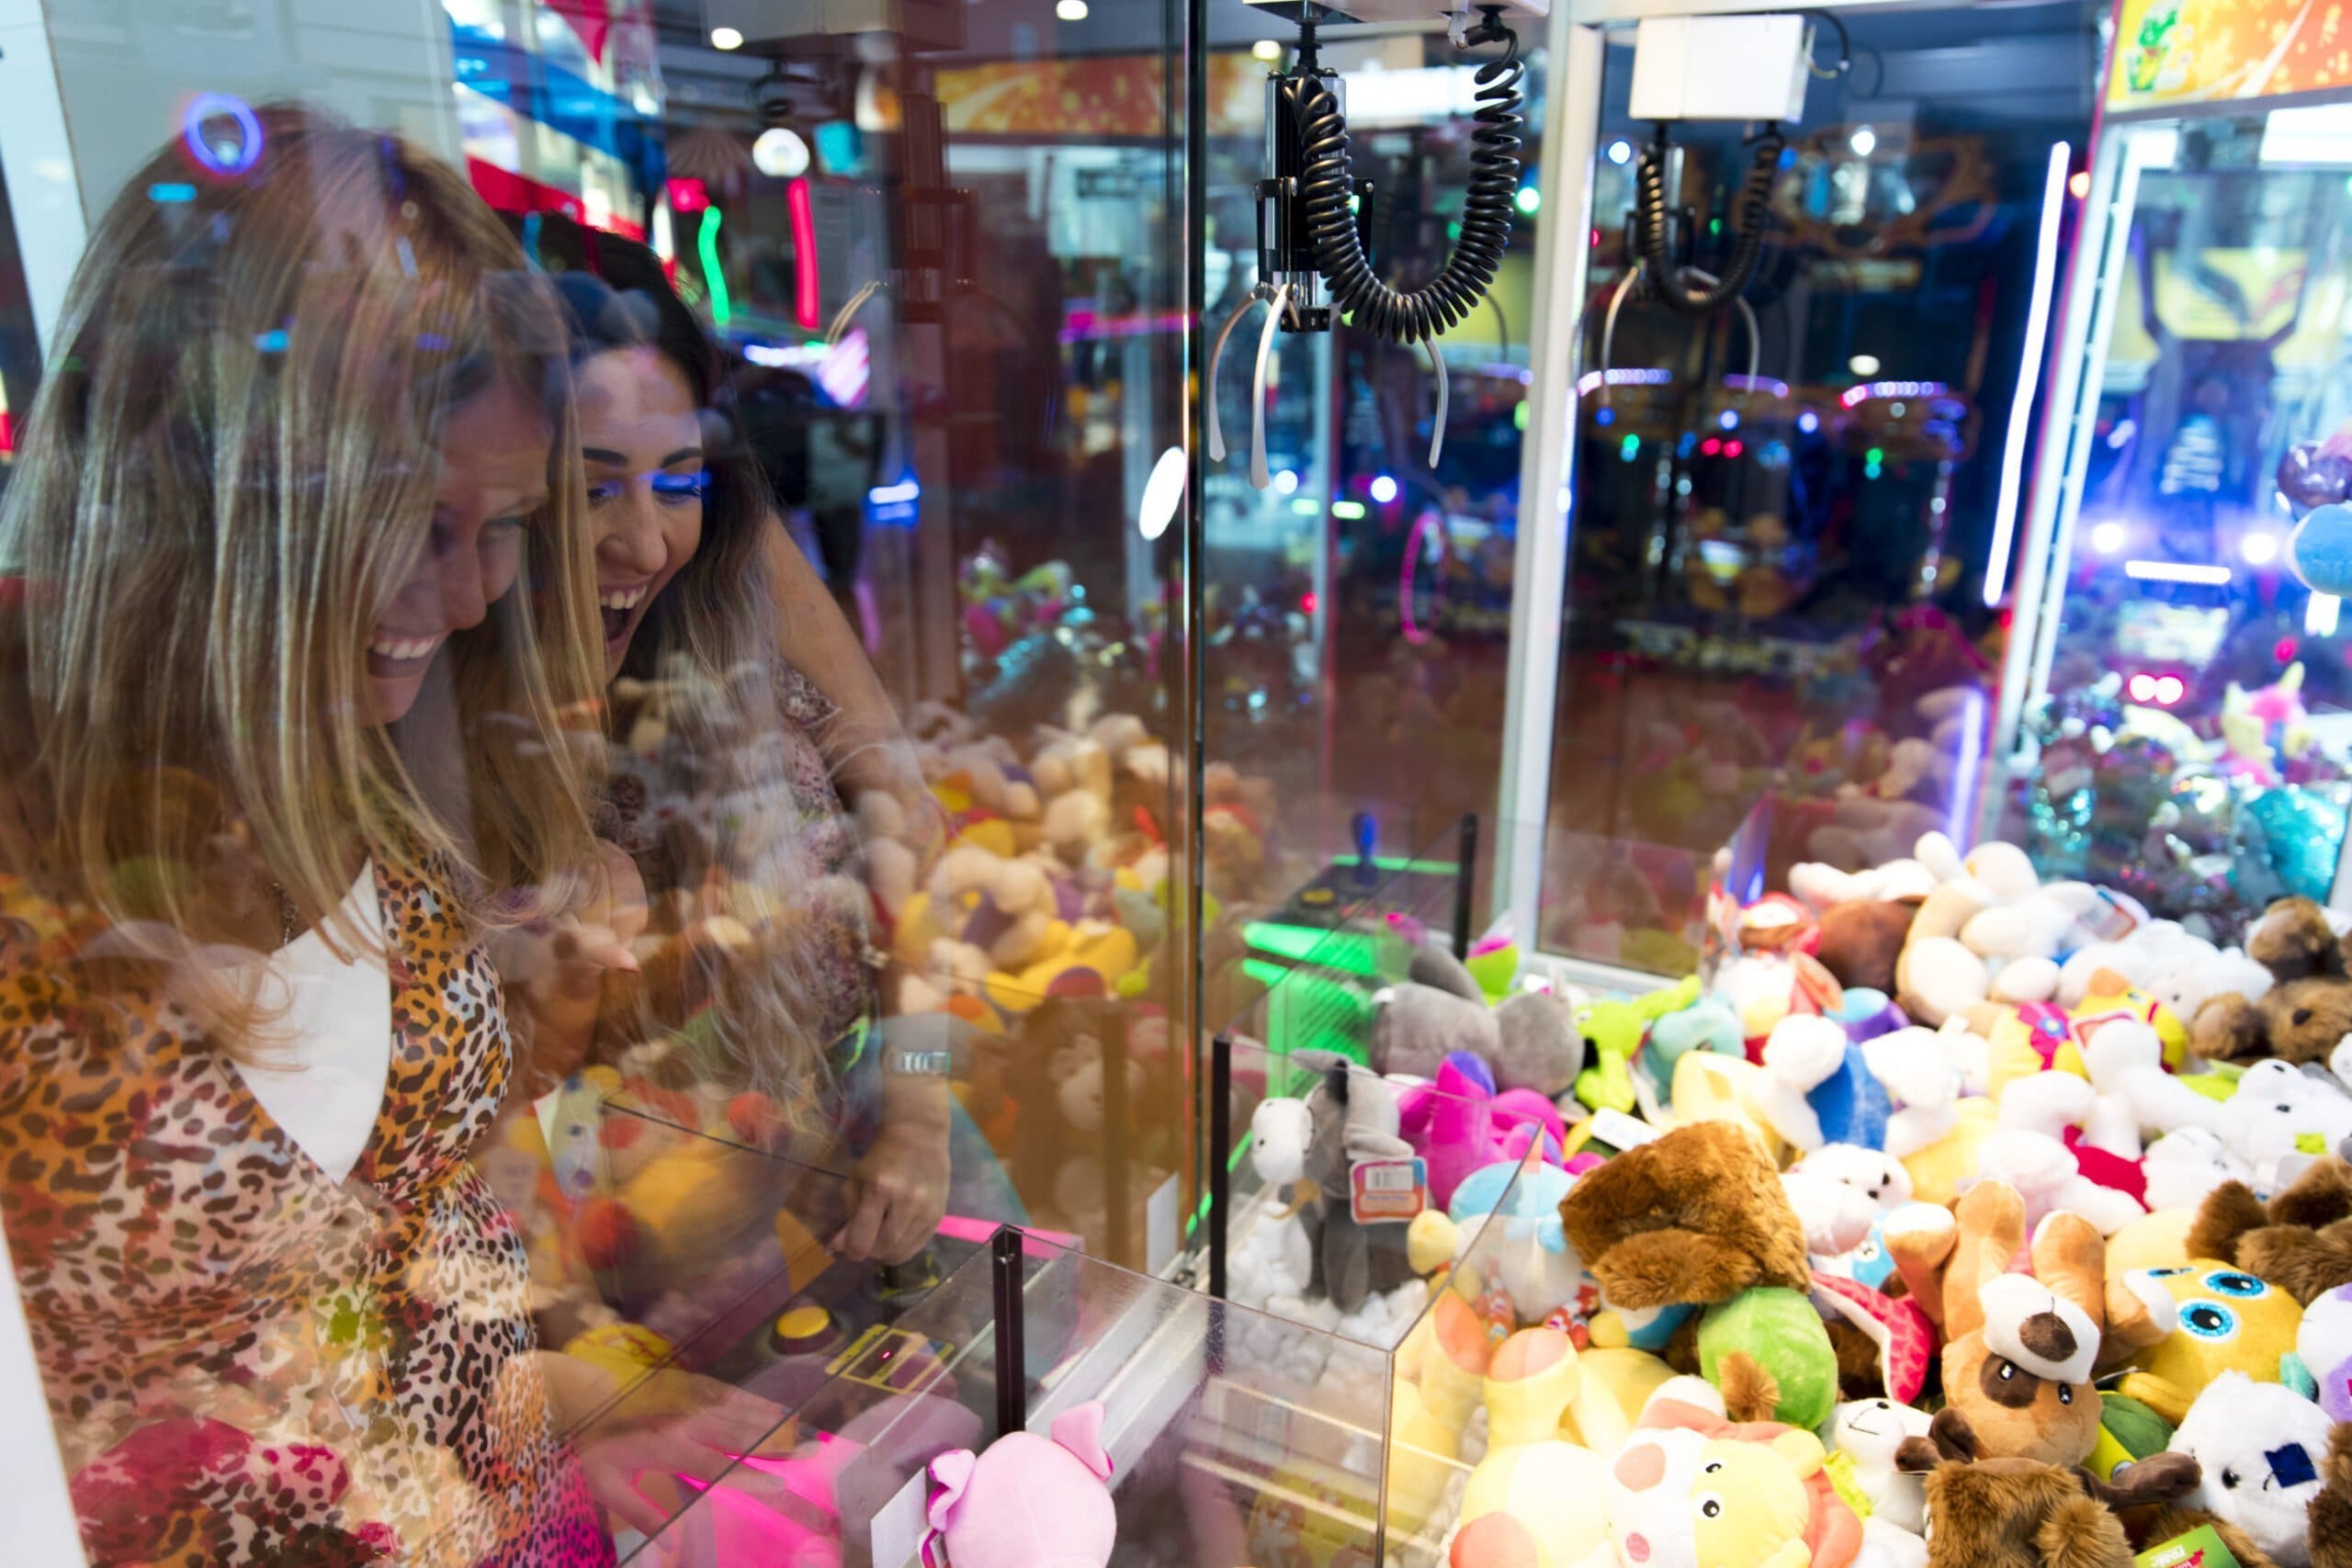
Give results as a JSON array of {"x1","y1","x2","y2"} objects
[{"x1": 183, "y1": 92, "x2": 264, "y2": 175}]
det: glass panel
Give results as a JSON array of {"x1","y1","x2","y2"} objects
[
  {"x1": 1540, "y1": 5, "x2": 2100, "y2": 971},
  {"x1": 0, "y1": 2, "x2": 1193, "y2": 1562},
  {"x1": 1199, "y1": 7, "x2": 1549, "y2": 876},
  {"x1": 2004, "y1": 110, "x2": 2352, "y2": 931}
]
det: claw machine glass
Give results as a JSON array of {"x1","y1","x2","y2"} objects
[
  {"x1": 1996, "y1": 17, "x2": 2352, "y2": 933},
  {"x1": 1493, "y1": 0, "x2": 2105, "y2": 981},
  {"x1": 1200, "y1": 4, "x2": 1555, "y2": 916}
]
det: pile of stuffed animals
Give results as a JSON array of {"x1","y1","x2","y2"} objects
[{"x1": 1216, "y1": 825, "x2": 2352, "y2": 1568}]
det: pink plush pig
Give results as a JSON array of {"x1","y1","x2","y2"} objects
[{"x1": 923, "y1": 1401, "x2": 1115, "y2": 1568}]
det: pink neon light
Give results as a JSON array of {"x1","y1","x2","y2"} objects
[
  {"x1": 933, "y1": 1214, "x2": 1083, "y2": 1254},
  {"x1": 1400, "y1": 512, "x2": 1440, "y2": 646},
  {"x1": 786, "y1": 177, "x2": 820, "y2": 331},
  {"x1": 1057, "y1": 309, "x2": 1196, "y2": 344}
]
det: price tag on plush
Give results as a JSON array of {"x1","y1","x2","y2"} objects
[{"x1": 1350, "y1": 1156, "x2": 1428, "y2": 1224}]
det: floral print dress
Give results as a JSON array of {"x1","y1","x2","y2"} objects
[{"x1": 0, "y1": 861, "x2": 610, "y2": 1567}]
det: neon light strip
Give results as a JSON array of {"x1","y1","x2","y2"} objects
[
  {"x1": 1400, "y1": 511, "x2": 1439, "y2": 645},
  {"x1": 2311, "y1": 593, "x2": 2343, "y2": 636},
  {"x1": 698, "y1": 208, "x2": 731, "y2": 329},
  {"x1": 786, "y1": 178, "x2": 820, "y2": 332},
  {"x1": 1984, "y1": 141, "x2": 2071, "y2": 607},
  {"x1": 2123, "y1": 559, "x2": 2231, "y2": 585}
]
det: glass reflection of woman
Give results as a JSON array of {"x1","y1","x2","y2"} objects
[
  {"x1": 515, "y1": 215, "x2": 967, "y2": 1266},
  {"x1": 0, "y1": 109, "x2": 622, "y2": 1563}
]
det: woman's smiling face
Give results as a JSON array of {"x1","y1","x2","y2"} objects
[
  {"x1": 368, "y1": 375, "x2": 548, "y2": 725},
  {"x1": 579, "y1": 344, "x2": 707, "y2": 680}
]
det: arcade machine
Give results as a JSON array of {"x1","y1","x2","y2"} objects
[{"x1": 1999, "y1": 4, "x2": 2352, "y2": 933}]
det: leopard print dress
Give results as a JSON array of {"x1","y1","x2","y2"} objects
[{"x1": 0, "y1": 862, "x2": 612, "y2": 1567}]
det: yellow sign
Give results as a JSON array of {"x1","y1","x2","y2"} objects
[{"x1": 2108, "y1": 0, "x2": 2352, "y2": 114}]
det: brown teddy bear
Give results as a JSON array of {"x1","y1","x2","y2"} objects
[
  {"x1": 2193, "y1": 897, "x2": 2352, "y2": 1066},
  {"x1": 2187, "y1": 1156, "x2": 2352, "y2": 1304},
  {"x1": 1886, "y1": 1180, "x2": 2171, "y2": 1466},
  {"x1": 1558, "y1": 1120, "x2": 1814, "y2": 1309},
  {"x1": 1894, "y1": 1406, "x2": 2199, "y2": 1568}
]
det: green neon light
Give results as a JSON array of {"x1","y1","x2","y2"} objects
[{"x1": 698, "y1": 209, "x2": 732, "y2": 329}]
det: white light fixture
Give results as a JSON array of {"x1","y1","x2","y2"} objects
[
  {"x1": 2089, "y1": 521, "x2": 2129, "y2": 555},
  {"x1": 2309, "y1": 592, "x2": 2343, "y2": 636},
  {"x1": 1056, "y1": 0, "x2": 1088, "y2": 19},
  {"x1": 1848, "y1": 354, "x2": 1881, "y2": 377},
  {"x1": 1252, "y1": 39, "x2": 1282, "y2": 61},
  {"x1": 1138, "y1": 446, "x2": 1185, "y2": 539},
  {"x1": 2124, "y1": 559, "x2": 2232, "y2": 585},
  {"x1": 752, "y1": 127, "x2": 810, "y2": 180},
  {"x1": 1982, "y1": 141, "x2": 2070, "y2": 608},
  {"x1": 1370, "y1": 474, "x2": 1399, "y2": 504},
  {"x1": 1273, "y1": 468, "x2": 1299, "y2": 495},
  {"x1": 1607, "y1": 140, "x2": 1633, "y2": 166},
  {"x1": 2243, "y1": 531, "x2": 2282, "y2": 567},
  {"x1": 710, "y1": 25, "x2": 744, "y2": 49},
  {"x1": 1850, "y1": 126, "x2": 1877, "y2": 157}
]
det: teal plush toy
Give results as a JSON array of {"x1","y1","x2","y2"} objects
[
  {"x1": 1639, "y1": 993, "x2": 1745, "y2": 1103},
  {"x1": 1576, "y1": 976, "x2": 1702, "y2": 1113},
  {"x1": 1696, "y1": 1285, "x2": 1839, "y2": 1430}
]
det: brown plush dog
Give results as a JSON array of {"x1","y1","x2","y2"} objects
[
  {"x1": 2194, "y1": 897, "x2": 2352, "y2": 1065},
  {"x1": 1558, "y1": 1120, "x2": 1813, "y2": 1309},
  {"x1": 2188, "y1": 1156, "x2": 2352, "y2": 1304},
  {"x1": 2309, "y1": 1423, "x2": 2352, "y2": 1568},
  {"x1": 1894, "y1": 1407, "x2": 2199, "y2": 1568},
  {"x1": 1816, "y1": 899, "x2": 1919, "y2": 997},
  {"x1": 1887, "y1": 1181, "x2": 2171, "y2": 1465}
]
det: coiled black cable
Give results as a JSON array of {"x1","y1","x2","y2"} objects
[
  {"x1": 1635, "y1": 128, "x2": 1785, "y2": 316},
  {"x1": 1289, "y1": 8, "x2": 1523, "y2": 344}
]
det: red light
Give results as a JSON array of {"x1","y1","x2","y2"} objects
[
  {"x1": 1724, "y1": 439, "x2": 1744, "y2": 458},
  {"x1": 2154, "y1": 674, "x2": 2186, "y2": 705},
  {"x1": 1702, "y1": 437, "x2": 1723, "y2": 457},
  {"x1": 2278, "y1": 637, "x2": 2301, "y2": 664},
  {"x1": 786, "y1": 177, "x2": 820, "y2": 332},
  {"x1": 1300, "y1": 592, "x2": 1318, "y2": 615},
  {"x1": 666, "y1": 176, "x2": 711, "y2": 213},
  {"x1": 2127, "y1": 673, "x2": 2156, "y2": 702}
]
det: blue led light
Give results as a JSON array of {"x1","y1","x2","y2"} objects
[{"x1": 183, "y1": 92, "x2": 264, "y2": 176}]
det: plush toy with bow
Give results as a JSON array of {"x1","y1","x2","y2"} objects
[{"x1": 924, "y1": 1402, "x2": 1115, "y2": 1568}]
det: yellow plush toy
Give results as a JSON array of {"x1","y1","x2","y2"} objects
[
  {"x1": 1594, "y1": 1391, "x2": 1859, "y2": 1568},
  {"x1": 1456, "y1": 1328, "x2": 1611, "y2": 1568},
  {"x1": 2118, "y1": 1261, "x2": 2305, "y2": 1423},
  {"x1": 2104, "y1": 1209, "x2": 2196, "y2": 1280},
  {"x1": 1899, "y1": 1095, "x2": 1997, "y2": 1209}
]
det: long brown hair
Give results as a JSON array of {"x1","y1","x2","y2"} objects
[
  {"x1": 0, "y1": 105, "x2": 605, "y2": 986},
  {"x1": 516, "y1": 212, "x2": 831, "y2": 1111}
]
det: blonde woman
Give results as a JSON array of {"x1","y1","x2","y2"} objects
[{"x1": 0, "y1": 107, "x2": 687, "y2": 1563}]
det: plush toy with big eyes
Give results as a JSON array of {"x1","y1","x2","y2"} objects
[{"x1": 2118, "y1": 1262, "x2": 2307, "y2": 1424}]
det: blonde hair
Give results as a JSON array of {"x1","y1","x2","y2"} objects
[{"x1": 0, "y1": 105, "x2": 605, "y2": 988}]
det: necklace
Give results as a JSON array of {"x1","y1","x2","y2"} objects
[{"x1": 269, "y1": 882, "x2": 297, "y2": 948}]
